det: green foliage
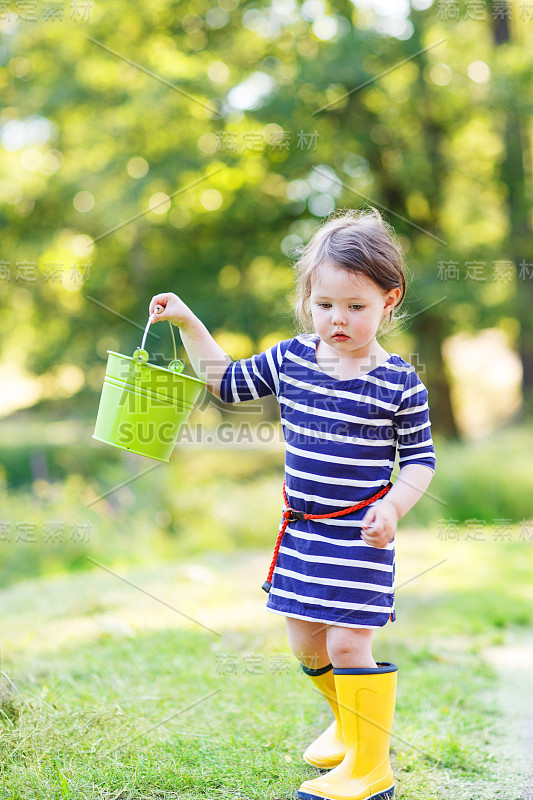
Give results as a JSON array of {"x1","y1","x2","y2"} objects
[
  {"x1": 429, "y1": 425, "x2": 533, "y2": 522},
  {"x1": 1, "y1": 0, "x2": 533, "y2": 434},
  {"x1": 1, "y1": 421, "x2": 532, "y2": 588}
]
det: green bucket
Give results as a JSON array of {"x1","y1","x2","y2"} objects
[{"x1": 93, "y1": 311, "x2": 206, "y2": 462}]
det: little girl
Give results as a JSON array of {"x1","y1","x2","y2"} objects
[{"x1": 149, "y1": 207, "x2": 435, "y2": 800}]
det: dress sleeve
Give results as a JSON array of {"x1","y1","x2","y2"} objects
[
  {"x1": 394, "y1": 369, "x2": 436, "y2": 473},
  {"x1": 219, "y1": 339, "x2": 290, "y2": 403}
]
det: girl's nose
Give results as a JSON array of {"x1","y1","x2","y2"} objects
[{"x1": 331, "y1": 307, "x2": 347, "y2": 325}]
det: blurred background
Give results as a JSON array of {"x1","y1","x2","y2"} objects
[{"x1": 1, "y1": 0, "x2": 532, "y2": 585}]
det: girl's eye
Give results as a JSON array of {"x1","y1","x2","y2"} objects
[{"x1": 316, "y1": 303, "x2": 363, "y2": 309}]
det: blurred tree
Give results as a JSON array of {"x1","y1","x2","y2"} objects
[
  {"x1": 0, "y1": 0, "x2": 531, "y2": 436},
  {"x1": 489, "y1": 0, "x2": 533, "y2": 415}
]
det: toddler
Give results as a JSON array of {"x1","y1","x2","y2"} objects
[{"x1": 150, "y1": 207, "x2": 435, "y2": 800}]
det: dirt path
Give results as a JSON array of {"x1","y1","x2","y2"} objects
[{"x1": 482, "y1": 629, "x2": 533, "y2": 799}]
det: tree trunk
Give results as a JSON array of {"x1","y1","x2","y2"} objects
[
  {"x1": 490, "y1": 1, "x2": 533, "y2": 414},
  {"x1": 416, "y1": 314, "x2": 459, "y2": 439},
  {"x1": 383, "y1": 23, "x2": 459, "y2": 438}
]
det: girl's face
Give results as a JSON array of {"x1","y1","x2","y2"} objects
[{"x1": 310, "y1": 262, "x2": 401, "y2": 357}]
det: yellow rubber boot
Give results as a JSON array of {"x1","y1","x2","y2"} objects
[
  {"x1": 301, "y1": 663, "x2": 345, "y2": 769},
  {"x1": 297, "y1": 662, "x2": 397, "y2": 800}
]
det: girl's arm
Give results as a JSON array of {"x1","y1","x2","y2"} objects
[
  {"x1": 379, "y1": 463, "x2": 434, "y2": 520},
  {"x1": 149, "y1": 292, "x2": 232, "y2": 398},
  {"x1": 360, "y1": 464, "x2": 434, "y2": 547}
]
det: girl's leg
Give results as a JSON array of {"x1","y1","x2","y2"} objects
[
  {"x1": 285, "y1": 619, "x2": 376, "y2": 669},
  {"x1": 285, "y1": 616, "x2": 329, "y2": 669},
  {"x1": 326, "y1": 625, "x2": 376, "y2": 669},
  {"x1": 286, "y1": 617, "x2": 346, "y2": 769},
  {"x1": 297, "y1": 627, "x2": 397, "y2": 798}
]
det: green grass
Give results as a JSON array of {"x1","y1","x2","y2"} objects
[
  {"x1": 1, "y1": 416, "x2": 532, "y2": 797},
  {"x1": 0, "y1": 531, "x2": 531, "y2": 799}
]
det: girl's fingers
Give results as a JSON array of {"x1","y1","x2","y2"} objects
[
  {"x1": 362, "y1": 531, "x2": 386, "y2": 549},
  {"x1": 361, "y1": 509, "x2": 375, "y2": 529},
  {"x1": 150, "y1": 297, "x2": 168, "y2": 316}
]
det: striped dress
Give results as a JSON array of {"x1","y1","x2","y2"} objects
[{"x1": 219, "y1": 334, "x2": 436, "y2": 628}]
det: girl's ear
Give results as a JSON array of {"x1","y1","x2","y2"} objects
[{"x1": 383, "y1": 287, "x2": 402, "y2": 314}]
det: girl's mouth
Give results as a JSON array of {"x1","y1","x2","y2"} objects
[{"x1": 332, "y1": 333, "x2": 350, "y2": 342}]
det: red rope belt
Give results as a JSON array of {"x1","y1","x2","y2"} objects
[{"x1": 262, "y1": 480, "x2": 393, "y2": 593}]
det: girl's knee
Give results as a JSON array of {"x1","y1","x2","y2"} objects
[{"x1": 326, "y1": 626, "x2": 375, "y2": 668}]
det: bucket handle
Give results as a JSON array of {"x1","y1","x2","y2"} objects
[{"x1": 133, "y1": 304, "x2": 184, "y2": 373}]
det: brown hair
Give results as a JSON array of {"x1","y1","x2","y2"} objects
[{"x1": 292, "y1": 207, "x2": 408, "y2": 338}]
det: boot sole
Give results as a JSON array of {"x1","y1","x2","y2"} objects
[{"x1": 297, "y1": 785, "x2": 394, "y2": 800}]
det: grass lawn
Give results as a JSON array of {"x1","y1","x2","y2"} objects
[{"x1": 0, "y1": 527, "x2": 532, "y2": 799}]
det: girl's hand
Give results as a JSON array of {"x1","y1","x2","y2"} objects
[
  {"x1": 149, "y1": 292, "x2": 195, "y2": 330},
  {"x1": 360, "y1": 500, "x2": 398, "y2": 548}
]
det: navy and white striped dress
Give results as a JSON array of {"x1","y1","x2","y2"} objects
[{"x1": 219, "y1": 334, "x2": 435, "y2": 628}]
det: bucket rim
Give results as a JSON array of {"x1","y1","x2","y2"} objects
[{"x1": 106, "y1": 351, "x2": 207, "y2": 385}]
